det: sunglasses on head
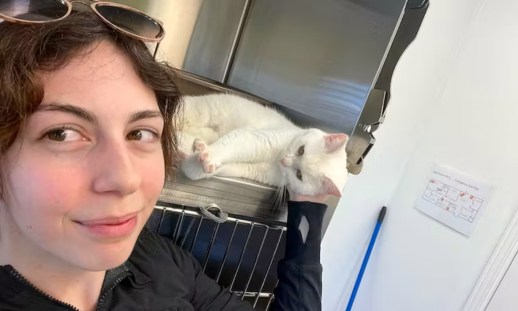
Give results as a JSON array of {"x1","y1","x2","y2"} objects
[{"x1": 0, "y1": 0, "x2": 165, "y2": 57}]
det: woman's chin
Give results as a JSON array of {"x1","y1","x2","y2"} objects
[
  {"x1": 74, "y1": 243, "x2": 136, "y2": 271},
  {"x1": 63, "y1": 230, "x2": 141, "y2": 272}
]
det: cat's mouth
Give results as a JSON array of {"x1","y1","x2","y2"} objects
[{"x1": 278, "y1": 164, "x2": 289, "y2": 178}]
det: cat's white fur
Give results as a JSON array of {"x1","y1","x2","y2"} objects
[{"x1": 179, "y1": 93, "x2": 348, "y2": 197}]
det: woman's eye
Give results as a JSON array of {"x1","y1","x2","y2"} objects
[
  {"x1": 298, "y1": 145, "x2": 305, "y2": 156},
  {"x1": 296, "y1": 169, "x2": 303, "y2": 181},
  {"x1": 127, "y1": 129, "x2": 157, "y2": 142},
  {"x1": 46, "y1": 129, "x2": 84, "y2": 142}
]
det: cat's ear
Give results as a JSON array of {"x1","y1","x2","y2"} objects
[
  {"x1": 323, "y1": 176, "x2": 342, "y2": 197},
  {"x1": 324, "y1": 134, "x2": 348, "y2": 153}
]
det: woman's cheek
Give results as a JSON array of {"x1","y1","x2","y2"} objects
[
  {"x1": 140, "y1": 154, "x2": 165, "y2": 201},
  {"x1": 5, "y1": 165, "x2": 85, "y2": 245},
  {"x1": 13, "y1": 157, "x2": 87, "y2": 216}
]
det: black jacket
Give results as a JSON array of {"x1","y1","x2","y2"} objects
[{"x1": 0, "y1": 201, "x2": 326, "y2": 311}]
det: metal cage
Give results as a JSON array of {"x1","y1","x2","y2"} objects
[{"x1": 146, "y1": 203, "x2": 287, "y2": 310}]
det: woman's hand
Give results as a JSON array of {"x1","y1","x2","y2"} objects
[{"x1": 288, "y1": 190, "x2": 328, "y2": 204}]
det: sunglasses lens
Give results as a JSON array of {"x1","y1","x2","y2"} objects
[
  {"x1": 94, "y1": 5, "x2": 162, "y2": 40},
  {"x1": 0, "y1": 0, "x2": 68, "y2": 22}
]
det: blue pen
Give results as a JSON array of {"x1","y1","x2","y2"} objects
[{"x1": 346, "y1": 206, "x2": 387, "y2": 311}]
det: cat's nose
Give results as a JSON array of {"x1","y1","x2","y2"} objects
[{"x1": 280, "y1": 157, "x2": 292, "y2": 167}]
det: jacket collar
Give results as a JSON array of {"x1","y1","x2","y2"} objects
[
  {"x1": 122, "y1": 260, "x2": 152, "y2": 288},
  {"x1": 1, "y1": 258, "x2": 151, "y2": 298}
]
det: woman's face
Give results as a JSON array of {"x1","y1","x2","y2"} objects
[{"x1": 0, "y1": 41, "x2": 165, "y2": 271}]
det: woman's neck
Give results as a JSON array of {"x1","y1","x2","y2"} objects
[{"x1": 0, "y1": 207, "x2": 105, "y2": 311}]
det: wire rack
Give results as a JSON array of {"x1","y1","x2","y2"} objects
[{"x1": 146, "y1": 204, "x2": 287, "y2": 310}]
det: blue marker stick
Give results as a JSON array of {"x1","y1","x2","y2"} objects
[{"x1": 345, "y1": 206, "x2": 387, "y2": 311}]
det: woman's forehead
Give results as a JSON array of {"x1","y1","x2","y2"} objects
[
  {"x1": 45, "y1": 41, "x2": 130, "y2": 80},
  {"x1": 40, "y1": 41, "x2": 157, "y2": 115}
]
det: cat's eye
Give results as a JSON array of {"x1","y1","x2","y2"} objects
[
  {"x1": 298, "y1": 145, "x2": 305, "y2": 156},
  {"x1": 296, "y1": 169, "x2": 303, "y2": 181}
]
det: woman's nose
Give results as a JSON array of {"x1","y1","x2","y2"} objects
[{"x1": 91, "y1": 141, "x2": 141, "y2": 196}]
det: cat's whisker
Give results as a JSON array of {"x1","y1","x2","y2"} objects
[
  {"x1": 270, "y1": 174, "x2": 288, "y2": 211},
  {"x1": 270, "y1": 187, "x2": 281, "y2": 209}
]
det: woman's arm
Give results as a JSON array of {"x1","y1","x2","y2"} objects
[
  {"x1": 164, "y1": 197, "x2": 327, "y2": 310},
  {"x1": 269, "y1": 196, "x2": 327, "y2": 311}
]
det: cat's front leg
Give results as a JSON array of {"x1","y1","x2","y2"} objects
[
  {"x1": 181, "y1": 153, "x2": 214, "y2": 180},
  {"x1": 215, "y1": 162, "x2": 285, "y2": 186},
  {"x1": 197, "y1": 150, "x2": 222, "y2": 174},
  {"x1": 194, "y1": 129, "x2": 253, "y2": 173},
  {"x1": 181, "y1": 156, "x2": 284, "y2": 186},
  {"x1": 178, "y1": 131, "x2": 196, "y2": 157},
  {"x1": 198, "y1": 129, "x2": 298, "y2": 173}
]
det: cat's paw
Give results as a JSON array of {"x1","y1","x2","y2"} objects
[
  {"x1": 181, "y1": 154, "x2": 212, "y2": 180},
  {"x1": 178, "y1": 138, "x2": 194, "y2": 158},
  {"x1": 196, "y1": 151, "x2": 221, "y2": 173},
  {"x1": 192, "y1": 138, "x2": 207, "y2": 153}
]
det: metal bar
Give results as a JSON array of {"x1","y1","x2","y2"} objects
[
  {"x1": 154, "y1": 206, "x2": 286, "y2": 231},
  {"x1": 233, "y1": 291, "x2": 272, "y2": 298},
  {"x1": 156, "y1": 208, "x2": 167, "y2": 234},
  {"x1": 241, "y1": 226, "x2": 269, "y2": 301},
  {"x1": 229, "y1": 223, "x2": 255, "y2": 291},
  {"x1": 202, "y1": 223, "x2": 221, "y2": 272},
  {"x1": 266, "y1": 280, "x2": 279, "y2": 310},
  {"x1": 179, "y1": 217, "x2": 197, "y2": 249},
  {"x1": 171, "y1": 206, "x2": 184, "y2": 242},
  {"x1": 216, "y1": 220, "x2": 240, "y2": 282},
  {"x1": 174, "y1": 209, "x2": 187, "y2": 244},
  {"x1": 154, "y1": 205, "x2": 285, "y2": 310},
  {"x1": 253, "y1": 228, "x2": 284, "y2": 307},
  {"x1": 190, "y1": 217, "x2": 204, "y2": 253},
  {"x1": 266, "y1": 294, "x2": 275, "y2": 310},
  {"x1": 221, "y1": 0, "x2": 254, "y2": 83}
]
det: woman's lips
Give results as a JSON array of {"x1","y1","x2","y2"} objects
[{"x1": 76, "y1": 213, "x2": 139, "y2": 239}]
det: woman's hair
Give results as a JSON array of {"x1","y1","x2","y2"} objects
[{"x1": 0, "y1": 12, "x2": 181, "y2": 186}]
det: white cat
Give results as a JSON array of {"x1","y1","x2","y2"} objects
[{"x1": 179, "y1": 93, "x2": 349, "y2": 197}]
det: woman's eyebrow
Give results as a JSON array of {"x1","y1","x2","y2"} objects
[
  {"x1": 36, "y1": 103, "x2": 162, "y2": 124},
  {"x1": 128, "y1": 110, "x2": 163, "y2": 123},
  {"x1": 37, "y1": 103, "x2": 98, "y2": 124}
]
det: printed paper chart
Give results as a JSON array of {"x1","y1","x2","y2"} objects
[{"x1": 415, "y1": 164, "x2": 491, "y2": 236}]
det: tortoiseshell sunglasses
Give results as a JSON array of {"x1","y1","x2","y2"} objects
[{"x1": 0, "y1": 0, "x2": 165, "y2": 58}]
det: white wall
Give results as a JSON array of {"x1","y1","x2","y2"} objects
[
  {"x1": 322, "y1": 0, "x2": 518, "y2": 310},
  {"x1": 487, "y1": 253, "x2": 518, "y2": 311}
]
